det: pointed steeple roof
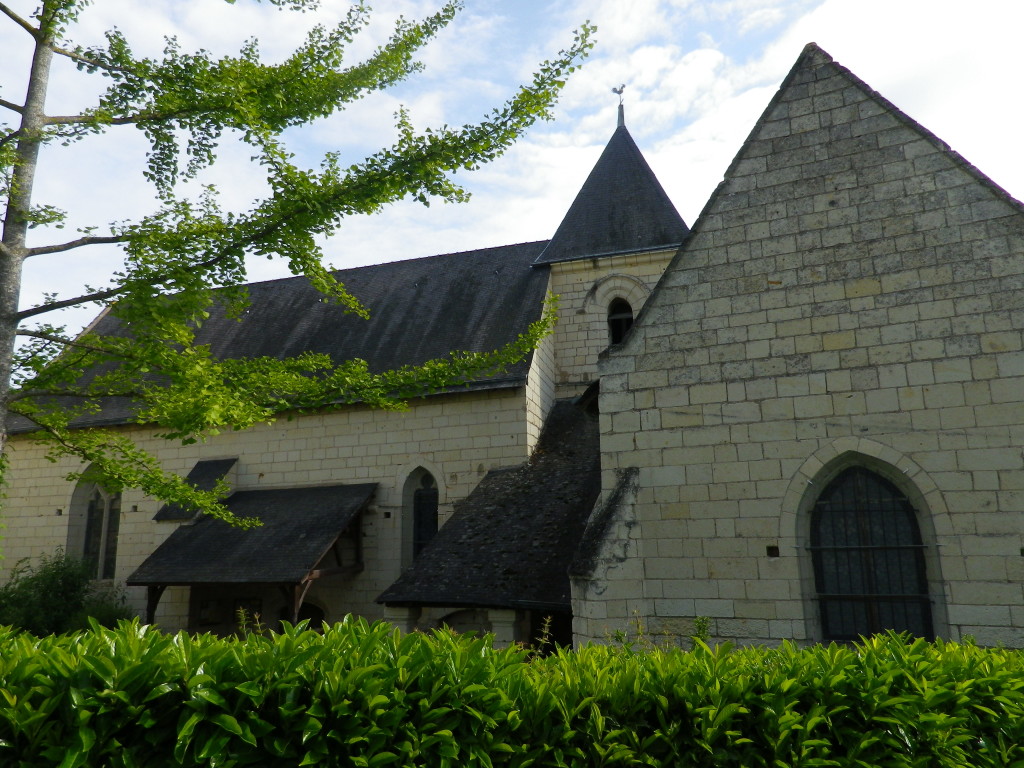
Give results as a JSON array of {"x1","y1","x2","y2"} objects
[{"x1": 533, "y1": 118, "x2": 688, "y2": 265}]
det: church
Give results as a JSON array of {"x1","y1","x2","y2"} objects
[{"x1": 3, "y1": 44, "x2": 1022, "y2": 647}]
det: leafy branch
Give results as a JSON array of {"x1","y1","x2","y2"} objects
[{"x1": 1, "y1": 0, "x2": 592, "y2": 521}]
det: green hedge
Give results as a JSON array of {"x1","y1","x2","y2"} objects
[{"x1": 0, "y1": 618, "x2": 1022, "y2": 767}]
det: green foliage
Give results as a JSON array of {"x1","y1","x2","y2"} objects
[
  {"x1": 0, "y1": 1, "x2": 593, "y2": 523},
  {"x1": 0, "y1": 622, "x2": 1021, "y2": 767},
  {"x1": 690, "y1": 615, "x2": 711, "y2": 649},
  {"x1": 0, "y1": 549, "x2": 133, "y2": 635},
  {"x1": 233, "y1": 606, "x2": 269, "y2": 638}
]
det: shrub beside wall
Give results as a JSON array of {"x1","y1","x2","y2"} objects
[
  {"x1": 0, "y1": 618, "x2": 1021, "y2": 767},
  {"x1": 0, "y1": 550, "x2": 134, "y2": 635}
]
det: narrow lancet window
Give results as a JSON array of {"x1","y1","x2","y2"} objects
[
  {"x1": 412, "y1": 473, "x2": 439, "y2": 557},
  {"x1": 69, "y1": 478, "x2": 121, "y2": 580},
  {"x1": 402, "y1": 468, "x2": 439, "y2": 567},
  {"x1": 608, "y1": 298, "x2": 634, "y2": 344}
]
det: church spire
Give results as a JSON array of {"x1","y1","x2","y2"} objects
[{"x1": 533, "y1": 87, "x2": 688, "y2": 266}]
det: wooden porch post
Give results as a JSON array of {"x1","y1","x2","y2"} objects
[{"x1": 145, "y1": 585, "x2": 166, "y2": 624}]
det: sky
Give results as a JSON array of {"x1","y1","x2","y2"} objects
[{"x1": 3, "y1": 0, "x2": 1023, "y2": 335}]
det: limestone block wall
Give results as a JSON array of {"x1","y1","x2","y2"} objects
[
  {"x1": 2, "y1": 385, "x2": 536, "y2": 632},
  {"x1": 548, "y1": 249, "x2": 675, "y2": 397},
  {"x1": 525, "y1": 327, "x2": 557, "y2": 448},
  {"x1": 576, "y1": 46, "x2": 1024, "y2": 648}
]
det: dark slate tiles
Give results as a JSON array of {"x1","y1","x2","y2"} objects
[
  {"x1": 377, "y1": 397, "x2": 600, "y2": 611},
  {"x1": 128, "y1": 483, "x2": 376, "y2": 585},
  {"x1": 534, "y1": 125, "x2": 688, "y2": 265}
]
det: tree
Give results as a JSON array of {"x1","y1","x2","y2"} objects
[{"x1": 0, "y1": 1, "x2": 592, "y2": 524}]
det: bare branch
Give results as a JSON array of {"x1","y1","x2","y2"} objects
[
  {"x1": 16, "y1": 328, "x2": 103, "y2": 352},
  {"x1": 12, "y1": 332, "x2": 96, "y2": 378},
  {"x1": 9, "y1": 387, "x2": 144, "y2": 403},
  {"x1": 50, "y1": 44, "x2": 127, "y2": 74},
  {"x1": 26, "y1": 234, "x2": 127, "y2": 258},
  {"x1": 16, "y1": 328, "x2": 73, "y2": 343},
  {"x1": 43, "y1": 113, "x2": 147, "y2": 127},
  {"x1": 16, "y1": 229, "x2": 259, "y2": 322},
  {"x1": 14, "y1": 241, "x2": 243, "y2": 321},
  {"x1": 15, "y1": 285, "x2": 121, "y2": 321},
  {"x1": 3, "y1": 404, "x2": 49, "y2": 428},
  {"x1": 3, "y1": 407, "x2": 92, "y2": 453},
  {"x1": 0, "y1": 2, "x2": 38, "y2": 38},
  {"x1": 15, "y1": 329, "x2": 147, "y2": 370},
  {"x1": 0, "y1": 97, "x2": 24, "y2": 114},
  {"x1": 43, "y1": 107, "x2": 207, "y2": 128},
  {"x1": 0, "y1": 128, "x2": 22, "y2": 151}
]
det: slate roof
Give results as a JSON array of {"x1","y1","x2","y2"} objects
[
  {"x1": 534, "y1": 122, "x2": 689, "y2": 265},
  {"x1": 11, "y1": 242, "x2": 551, "y2": 431},
  {"x1": 377, "y1": 396, "x2": 600, "y2": 611},
  {"x1": 153, "y1": 458, "x2": 237, "y2": 521},
  {"x1": 187, "y1": 242, "x2": 550, "y2": 376},
  {"x1": 127, "y1": 483, "x2": 376, "y2": 585}
]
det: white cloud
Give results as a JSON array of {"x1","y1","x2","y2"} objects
[
  {"x1": 4, "y1": 0, "x2": 1022, "y2": 337},
  {"x1": 750, "y1": 0, "x2": 1024, "y2": 194},
  {"x1": 736, "y1": 7, "x2": 785, "y2": 34}
]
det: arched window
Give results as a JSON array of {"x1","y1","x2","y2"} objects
[
  {"x1": 67, "y1": 476, "x2": 121, "y2": 580},
  {"x1": 607, "y1": 298, "x2": 633, "y2": 344},
  {"x1": 402, "y1": 468, "x2": 438, "y2": 567},
  {"x1": 810, "y1": 467, "x2": 933, "y2": 640},
  {"x1": 412, "y1": 473, "x2": 439, "y2": 557}
]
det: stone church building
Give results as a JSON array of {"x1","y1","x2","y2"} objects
[{"x1": 3, "y1": 44, "x2": 1022, "y2": 647}]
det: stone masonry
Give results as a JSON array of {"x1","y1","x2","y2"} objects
[
  {"x1": 577, "y1": 44, "x2": 1024, "y2": 647},
  {"x1": 547, "y1": 249, "x2": 676, "y2": 398},
  {"x1": 5, "y1": 43, "x2": 1022, "y2": 647},
  {"x1": 4, "y1": 386, "x2": 540, "y2": 628}
]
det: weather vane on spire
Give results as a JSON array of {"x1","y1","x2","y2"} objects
[{"x1": 612, "y1": 84, "x2": 626, "y2": 127}]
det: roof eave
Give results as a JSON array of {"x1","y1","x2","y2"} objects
[
  {"x1": 532, "y1": 240, "x2": 686, "y2": 267},
  {"x1": 10, "y1": 374, "x2": 530, "y2": 435}
]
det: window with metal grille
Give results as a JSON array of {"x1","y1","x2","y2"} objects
[
  {"x1": 810, "y1": 467, "x2": 933, "y2": 641},
  {"x1": 607, "y1": 298, "x2": 633, "y2": 344}
]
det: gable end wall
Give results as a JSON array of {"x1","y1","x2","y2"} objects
[{"x1": 580, "y1": 47, "x2": 1024, "y2": 647}]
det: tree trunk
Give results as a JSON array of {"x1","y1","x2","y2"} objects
[{"x1": 0, "y1": 14, "x2": 54, "y2": 454}]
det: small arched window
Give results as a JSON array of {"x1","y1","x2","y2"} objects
[
  {"x1": 607, "y1": 298, "x2": 634, "y2": 345},
  {"x1": 68, "y1": 478, "x2": 121, "y2": 580},
  {"x1": 402, "y1": 468, "x2": 438, "y2": 567},
  {"x1": 810, "y1": 467, "x2": 933, "y2": 640}
]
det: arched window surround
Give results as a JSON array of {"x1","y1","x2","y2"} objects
[
  {"x1": 582, "y1": 273, "x2": 651, "y2": 349},
  {"x1": 66, "y1": 468, "x2": 122, "y2": 580},
  {"x1": 810, "y1": 467, "x2": 932, "y2": 640},
  {"x1": 399, "y1": 465, "x2": 442, "y2": 569},
  {"x1": 584, "y1": 273, "x2": 650, "y2": 310},
  {"x1": 780, "y1": 439, "x2": 951, "y2": 642}
]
